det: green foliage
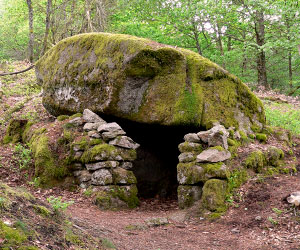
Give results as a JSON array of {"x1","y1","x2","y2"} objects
[
  {"x1": 47, "y1": 196, "x2": 74, "y2": 214},
  {"x1": 265, "y1": 102, "x2": 300, "y2": 134},
  {"x1": 13, "y1": 143, "x2": 32, "y2": 169}
]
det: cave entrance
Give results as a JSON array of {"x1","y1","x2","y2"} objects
[{"x1": 101, "y1": 115, "x2": 199, "y2": 199}]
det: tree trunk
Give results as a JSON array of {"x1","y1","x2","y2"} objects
[
  {"x1": 26, "y1": 0, "x2": 34, "y2": 63},
  {"x1": 41, "y1": 0, "x2": 52, "y2": 56},
  {"x1": 254, "y1": 10, "x2": 268, "y2": 88}
]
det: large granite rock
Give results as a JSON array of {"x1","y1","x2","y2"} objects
[{"x1": 36, "y1": 33, "x2": 265, "y2": 131}]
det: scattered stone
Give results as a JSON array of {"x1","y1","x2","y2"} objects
[
  {"x1": 231, "y1": 228, "x2": 240, "y2": 234},
  {"x1": 184, "y1": 133, "x2": 201, "y2": 143},
  {"x1": 68, "y1": 117, "x2": 84, "y2": 126},
  {"x1": 84, "y1": 122, "x2": 105, "y2": 131},
  {"x1": 196, "y1": 148, "x2": 231, "y2": 163},
  {"x1": 178, "y1": 152, "x2": 196, "y2": 163},
  {"x1": 86, "y1": 161, "x2": 119, "y2": 171},
  {"x1": 287, "y1": 192, "x2": 300, "y2": 206},
  {"x1": 83, "y1": 109, "x2": 106, "y2": 123},
  {"x1": 109, "y1": 136, "x2": 140, "y2": 149},
  {"x1": 88, "y1": 130, "x2": 101, "y2": 138},
  {"x1": 145, "y1": 217, "x2": 169, "y2": 227},
  {"x1": 255, "y1": 216, "x2": 262, "y2": 221},
  {"x1": 91, "y1": 169, "x2": 113, "y2": 185}
]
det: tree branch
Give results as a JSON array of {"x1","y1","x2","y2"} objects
[{"x1": 0, "y1": 65, "x2": 35, "y2": 76}]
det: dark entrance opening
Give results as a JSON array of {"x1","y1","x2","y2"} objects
[{"x1": 101, "y1": 114, "x2": 199, "y2": 199}]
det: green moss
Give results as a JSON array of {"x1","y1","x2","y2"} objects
[
  {"x1": 227, "y1": 138, "x2": 237, "y2": 146},
  {"x1": 200, "y1": 179, "x2": 228, "y2": 212},
  {"x1": 112, "y1": 168, "x2": 137, "y2": 185},
  {"x1": 3, "y1": 119, "x2": 28, "y2": 144},
  {"x1": 57, "y1": 115, "x2": 69, "y2": 121},
  {"x1": 243, "y1": 150, "x2": 266, "y2": 173},
  {"x1": 178, "y1": 141, "x2": 203, "y2": 153},
  {"x1": 177, "y1": 162, "x2": 229, "y2": 184},
  {"x1": 256, "y1": 133, "x2": 267, "y2": 143},
  {"x1": 210, "y1": 145, "x2": 225, "y2": 151},
  {"x1": 262, "y1": 125, "x2": 274, "y2": 135},
  {"x1": 264, "y1": 146, "x2": 284, "y2": 167},
  {"x1": 251, "y1": 124, "x2": 262, "y2": 133},
  {"x1": 94, "y1": 185, "x2": 139, "y2": 209},
  {"x1": 37, "y1": 32, "x2": 265, "y2": 129},
  {"x1": 33, "y1": 205, "x2": 51, "y2": 217},
  {"x1": 0, "y1": 220, "x2": 27, "y2": 247},
  {"x1": 248, "y1": 134, "x2": 255, "y2": 139},
  {"x1": 89, "y1": 138, "x2": 104, "y2": 146},
  {"x1": 30, "y1": 133, "x2": 67, "y2": 186},
  {"x1": 69, "y1": 113, "x2": 82, "y2": 119},
  {"x1": 63, "y1": 128, "x2": 74, "y2": 142},
  {"x1": 72, "y1": 137, "x2": 89, "y2": 151},
  {"x1": 81, "y1": 144, "x2": 137, "y2": 163}
]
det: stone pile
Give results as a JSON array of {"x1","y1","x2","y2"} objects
[
  {"x1": 177, "y1": 125, "x2": 231, "y2": 210},
  {"x1": 69, "y1": 109, "x2": 140, "y2": 209}
]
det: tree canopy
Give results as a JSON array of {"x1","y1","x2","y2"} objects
[{"x1": 0, "y1": 0, "x2": 299, "y2": 94}]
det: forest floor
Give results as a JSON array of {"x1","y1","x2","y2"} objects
[{"x1": 1, "y1": 61, "x2": 300, "y2": 250}]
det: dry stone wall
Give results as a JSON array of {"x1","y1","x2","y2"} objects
[
  {"x1": 67, "y1": 109, "x2": 140, "y2": 209},
  {"x1": 177, "y1": 125, "x2": 231, "y2": 210}
]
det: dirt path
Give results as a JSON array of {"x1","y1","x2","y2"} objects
[
  {"x1": 64, "y1": 139, "x2": 300, "y2": 250},
  {"x1": 67, "y1": 174, "x2": 300, "y2": 250}
]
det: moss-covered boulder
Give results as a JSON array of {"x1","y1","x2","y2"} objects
[
  {"x1": 36, "y1": 33, "x2": 265, "y2": 131},
  {"x1": 93, "y1": 185, "x2": 139, "y2": 209},
  {"x1": 200, "y1": 179, "x2": 228, "y2": 212},
  {"x1": 177, "y1": 185, "x2": 202, "y2": 209},
  {"x1": 3, "y1": 119, "x2": 28, "y2": 144}
]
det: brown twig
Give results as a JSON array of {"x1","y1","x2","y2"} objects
[{"x1": 0, "y1": 65, "x2": 35, "y2": 76}]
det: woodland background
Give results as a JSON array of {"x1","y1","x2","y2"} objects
[{"x1": 0, "y1": 0, "x2": 300, "y2": 94}]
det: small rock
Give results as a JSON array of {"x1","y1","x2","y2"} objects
[
  {"x1": 83, "y1": 109, "x2": 106, "y2": 123},
  {"x1": 98, "y1": 122, "x2": 126, "y2": 140},
  {"x1": 287, "y1": 191, "x2": 300, "y2": 206},
  {"x1": 231, "y1": 228, "x2": 240, "y2": 234},
  {"x1": 68, "y1": 117, "x2": 84, "y2": 126},
  {"x1": 84, "y1": 122, "x2": 106, "y2": 131},
  {"x1": 196, "y1": 148, "x2": 231, "y2": 163},
  {"x1": 91, "y1": 169, "x2": 113, "y2": 185},
  {"x1": 86, "y1": 161, "x2": 119, "y2": 171},
  {"x1": 184, "y1": 133, "x2": 201, "y2": 143},
  {"x1": 109, "y1": 136, "x2": 140, "y2": 149},
  {"x1": 88, "y1": 130, "x2": 101, "y2": 138},
  {"x1": 74, "y1": 170, "x2": 92, "y2": 183},
  {"x1": 178, "y1": 152, "x2": 196, "y2": 163},
  {"x1": 255, "y1": 216, "x2": 262, "y2": 221},
  {"x1": 145, "y1": 217, "x2": 169, "y2": 227}
]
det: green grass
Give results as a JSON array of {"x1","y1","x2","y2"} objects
[{"x1": 264, "y1": 102, "x2": 300, "y2": 134}]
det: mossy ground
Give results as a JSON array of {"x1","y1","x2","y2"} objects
[{"x1": 0, "y1": 181, "x2": 103, "y2": 249}]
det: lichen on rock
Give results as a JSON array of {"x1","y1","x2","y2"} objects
[{"x1": 36, "y1": 32, "x2": 265, "y2": 131}]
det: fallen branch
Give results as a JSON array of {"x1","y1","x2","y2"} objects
[{"x1": 0, "y1": 64, "x2": 35, "y2": 76}]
